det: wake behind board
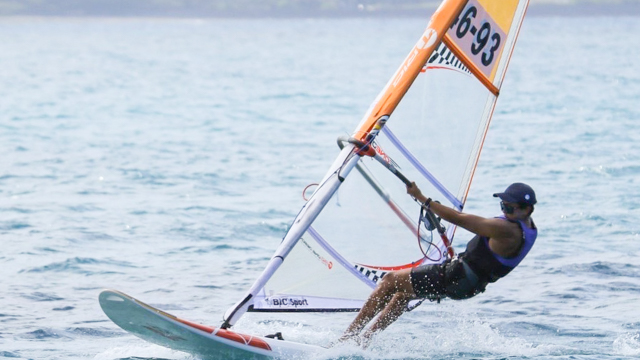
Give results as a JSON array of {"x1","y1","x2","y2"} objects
[{"x1": 99, "y1": 290, "x2": 327, "y2": 360}]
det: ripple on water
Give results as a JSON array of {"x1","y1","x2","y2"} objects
[
  {"x1": 0, "y1": 351, "x2": 20, "y2": 358},
  {"x1": 21, "y1": 292, "x2": 65, "y2": 302},
  {"x1": 0, "y1": 207, "x2": 34, "y2": 214},
  {"x1": 21, "y1": 257, "x2": 138, "y2": 275},
  {"x1": 17, "y1": 328, "x2": 72, "y2": 340},
  {"x1": 66, "y1": 327, "x2": 124, "y2": 338},
  {"x1": 66, "y1": 204, "x2": 105, "y2": 212},
  {"x1": 192, "y1": 285, "x2": 223, "y2": 290},
  {"x1": 243, "y1": 222, "x2": 288, "y2": 236},
  {"x1": 0, "y1": 222, "x2": 32, "y2": 230},
  {"x1": 171, "y1": 244, "x2": 256, "y2": 255},
  {"x1": 548, "y1": 261, "x2": 640, "y2": 278}
]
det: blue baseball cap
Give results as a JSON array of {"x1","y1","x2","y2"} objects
[{"x1": 493, "y1": 183, "x2": 537, "y2": 206}]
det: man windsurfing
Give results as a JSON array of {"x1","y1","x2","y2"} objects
[{"x1": 339, "y1": 182, "x2": 538, "y2": 346}]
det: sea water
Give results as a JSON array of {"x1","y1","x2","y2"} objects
[{"x1": 0, "y1": 15, "x2": 639, "y2": 360}]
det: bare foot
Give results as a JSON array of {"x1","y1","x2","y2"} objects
[
  {"x1": 329, "y1": 333, "x2": 362, "y2": 347},
  {"x1": 360, "y1": 330, "x2": 377, "y2": 349}
]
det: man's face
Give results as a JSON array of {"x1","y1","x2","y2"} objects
[{"x1": 500, "y1": 201, "x2": 530, "y2": 219}]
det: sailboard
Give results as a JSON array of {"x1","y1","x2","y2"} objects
[
  {"x1": 99, "y1": 290, "x2": 327, "y2": 359},
  {"x1": 100, "y1": 0, "x2": 530, "y2": 358}
]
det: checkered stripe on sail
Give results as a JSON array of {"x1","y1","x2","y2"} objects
[
  {"x1": 426, "y1": 43, "x2": 471, "y2": 74},
  {"x1": 354, "y1": 265, "x2": 388, "y2": 284}
]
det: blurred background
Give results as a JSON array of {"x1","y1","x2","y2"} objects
[{"x1": 1, "y1": 0, "x2": 639, "y2": 17}]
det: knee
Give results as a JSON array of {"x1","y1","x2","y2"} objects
[
  {"x1": 373, "y1": 273, "x2": 397, "y2": 300},
  {"x1": 379, "y1": 271, "x2": 397, "y2": 287},
  {"x1": 379, "y1": 271, "x2": 404, "y2": 291},
  {"x1": 393, "y1": 291, "x2": 413, "y2": 304},
  {"x1": 380, "y1": 269, "x2": 414, "y2": 294}
]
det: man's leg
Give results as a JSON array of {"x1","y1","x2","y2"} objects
[
  {"x1": 361, "y1": 291, "x2": 413, "y2": 346},
  {"x1": 339, "y1": 269, "x2": 415, "y2": 342}
]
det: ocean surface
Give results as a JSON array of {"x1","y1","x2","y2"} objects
[{"x1": 1, "y1": 14, "x2": 639, "y2": 360}]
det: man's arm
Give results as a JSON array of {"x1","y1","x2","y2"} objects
[{"x1": 407, "y1": 182, "x2": 517, "y2": 240}]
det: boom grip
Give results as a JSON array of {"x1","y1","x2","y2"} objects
[{"x1": 393, "y1": 170, "x2": 412, "y2": 187}]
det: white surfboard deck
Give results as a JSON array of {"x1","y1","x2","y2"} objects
[{"x1": 99, "y1": 289, "x2": 328, "y2": 359}]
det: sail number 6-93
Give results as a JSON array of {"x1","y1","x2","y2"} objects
[{"x1": 449, "y1": 2, "x2": 505, "y2": 71}]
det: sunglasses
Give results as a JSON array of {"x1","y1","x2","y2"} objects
[{"x1": 500, "y1": 201, "x2": 526, "y2": 214}]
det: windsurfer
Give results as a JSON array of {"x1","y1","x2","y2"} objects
[{"x1": 338, "y1": 182, "x2": 538, "y2": 347}]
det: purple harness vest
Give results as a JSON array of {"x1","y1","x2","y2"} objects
[{"x1": 461, "y1": 216, "x2": 537, "y2": 282}]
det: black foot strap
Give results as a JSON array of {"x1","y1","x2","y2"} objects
[{"x1": 265, "y1": 332, "x2": 284, "y2": 340}]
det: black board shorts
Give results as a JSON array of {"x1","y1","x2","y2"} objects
[{"x1": 410, "y1": 257, "x2": 488, "y2": 300}]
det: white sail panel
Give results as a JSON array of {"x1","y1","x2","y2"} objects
[
  {"x1": 252, "y1": 233, "x2": 374, "y2": 312},
  {"x1": 379, "y1": 43, "x2": 494, "y2": 213},
  {"x1": 312, "y1": 161, "x2": 431, "y2": 265},
  {"x1": 252, "y1": 160, "x2": 446, "y2": 312}
]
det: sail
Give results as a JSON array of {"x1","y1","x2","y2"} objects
[{"x1": 222, "y1": 0, "x2": 529, "y2": 325}]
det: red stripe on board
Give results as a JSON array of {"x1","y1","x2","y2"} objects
[
  {"x1": 216, "y1": 328, "x2": 248, "y2": 344},
  {"x1": 215, "y1": 329, "x2": 272, "y2": 351},
  {"x1": 247, "y1": 336, "x2": 272, "y2": 351},
  {"x1": 175, "y1": 318, "x2": 214, "y2": 333}
]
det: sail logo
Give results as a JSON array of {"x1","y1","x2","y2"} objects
[
  {"x1": 393, "y1": 28, "x2": 438, "y2": 87},
  {"x1": 364, "y1": 115, "x2": 389, "y2": 144},
  {"x1": 419, "y1": 29, "x2": 438, "y2": 50},
  {"x1": 268, "y1": 297, "x2": 309, "y2": 307},
  {"x1": 372, "y1": 140, "x2": 401, "y2": 171},
  {"x1": 372, "y1": 143, "x2": 390, "y2": 164}
]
